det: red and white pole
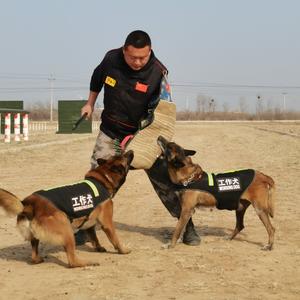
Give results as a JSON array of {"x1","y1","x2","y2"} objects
[
  {"x1": 23, "y1": 113, "x2": 29, "y2": 141},
  {"x1": 4, "y1": 113, "x2": 11, "y2": 143},
  {"x1": 14, "y1": 113, "x2": 21, "y2": 142}
]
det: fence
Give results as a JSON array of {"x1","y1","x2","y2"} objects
[
  {"x1": 1, "y1": 119, "x2": 102, "y2": 143},
  {"x1": 28, "y1": 121, "x2": 100, "y2": 132},
  {"x1": 27, "y1": 121, "x2": 100, "y2": 132},
  {"x1": 28, "y1": 122, "x2": 58, "y2": 132}
]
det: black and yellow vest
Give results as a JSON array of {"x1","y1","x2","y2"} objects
[
  {"x1": 186, "y1": 169, "x2": 255, "y2": 210},
  {"x1": 35, "y1": 178, "x2": 110, "y2": 219}
]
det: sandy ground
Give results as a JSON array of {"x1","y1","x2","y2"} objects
[{"x1": 0, "y1": 121, "x2": 299, "y2": 300}]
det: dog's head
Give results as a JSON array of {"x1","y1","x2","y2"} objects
[
  {"x1": 157, "y1": 136, "x2": 202, "y2": 185},
  {"x1": 86, "y1": 150, "x2": 134, "y2": 195}
]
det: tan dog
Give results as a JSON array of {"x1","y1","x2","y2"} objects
[
  {"x1": 157, "y1": 136, "x2": 275, "y2": 250},
  {"x1": 0, "y1": 150, "x2": 134, "y2": 268}
]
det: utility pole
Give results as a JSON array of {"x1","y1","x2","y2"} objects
[
  {"x1": 256, "y1": 95, "x2": 262, "y2": 120},
  {"x1": 48, "y1": 74, "x2": 55, "y2": 122}
]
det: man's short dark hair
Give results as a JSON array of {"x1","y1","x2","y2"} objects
[{"x1": 124, "y1": 30, "x2": 151, "y2": 49}]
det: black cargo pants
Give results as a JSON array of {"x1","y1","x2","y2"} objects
[{"x1": 145, "y1": 156, "x2": 182, "y2": 218}]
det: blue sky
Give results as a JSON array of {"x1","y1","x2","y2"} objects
[{"x1": 0, "y1": 0, "x2": 299, "y2": 112}]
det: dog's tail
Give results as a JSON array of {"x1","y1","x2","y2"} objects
[
  {"x1": 264, "y1": 175, "x2": 275, "y2": 218},
  {"x1": 0, "y1": 188, "x2": 24, "y2": 217}
]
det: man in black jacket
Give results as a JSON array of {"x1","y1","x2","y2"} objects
[
  {"x1": 78, "y1": 30, "x2": 200, "y2": 246},
  {"x1": 82, "y1": 30, "x2": 165, "y2": 168}
]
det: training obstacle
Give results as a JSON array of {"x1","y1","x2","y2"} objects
[{"x1": 0, "y1": 109, "x2": 30, "y2": 143}]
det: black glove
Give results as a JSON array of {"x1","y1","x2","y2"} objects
[{"x1": 139, "y1": 109, "x2": 154, "y2": 130}]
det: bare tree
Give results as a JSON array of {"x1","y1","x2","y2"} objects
[
  {"x1": 239, "y1": 96, "x2": 248, "y2": 113},
  {"x1": 222, "y1": 102, "x2": 229, "y2": 113},
  {"x1": 196, "y1": 94, "x2": 209, "y2": 113}
]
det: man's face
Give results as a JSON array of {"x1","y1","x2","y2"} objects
[{"x1": 123, "y1": 45, "x2": 151, "y2": 71}]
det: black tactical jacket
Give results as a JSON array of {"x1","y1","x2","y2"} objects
[{"x1": 90, "y1": 47, "x2": 167, "y2": 140}]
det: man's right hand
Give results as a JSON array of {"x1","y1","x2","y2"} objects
[
  {"x1": 82, "y1": 91, "x2": 99, "y2": 119},
  {"x1": 81, "y1": 103, "x2": 93, "y2": 119}
]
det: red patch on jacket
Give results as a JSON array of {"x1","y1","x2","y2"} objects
[{"x1": 135, "y1": 82, "x2": 148, "y2": 93}]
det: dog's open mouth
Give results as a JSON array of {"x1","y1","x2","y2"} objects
[{"x1": 157, "y1": 135, "x2": 168, "y2": 152}]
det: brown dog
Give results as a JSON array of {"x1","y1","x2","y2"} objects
[
  {"x1": 0, "y1": 150, "x2": 134, "y2": 268},
  {"x1": 157, "y1": 136, "x2": 275, "y2": 250}
]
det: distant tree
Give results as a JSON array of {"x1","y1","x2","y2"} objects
[
  {"x1": 239, "y1": 97, "x2": 248, "y2": 113},
  {"x1": 27, "y1": 101, "x2": 52, "y2": 120},
  {"x1": 222, "y1": 102, "x2": 229, "y2": 113},
  {"x1": 266, "y1": 98, "x2": 273, "y2": 112},
  {"x1": 196, "y1": 94, "x2": 210, "y2": 113}
]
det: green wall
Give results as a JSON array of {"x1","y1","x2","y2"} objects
[{"x1": 57, "y1": 100, "x2": 91, "y2": 133}]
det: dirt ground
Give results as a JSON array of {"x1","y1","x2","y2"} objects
[{"x1": 0, "y1": 121, "x2": 299, "y2": 300}]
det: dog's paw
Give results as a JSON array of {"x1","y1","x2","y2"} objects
[
  {"x1": 96, "y1": 246, "x2": 107, "y2": 253},
  {"x1": 161, "y1": 243, "x2": 175, "y2": 249},
  {"x1": 118, "y1": 247, "x2": 131, "y2": 254},
  {"x1": 261, "y1": 244, "x2": 273, "y2": 251},
  {"x1": 31, "y1": 256, "x2": 44, "y2": 264},
  {"x1": 161, "y1": 243, "x2": 170, "y2": 249}
]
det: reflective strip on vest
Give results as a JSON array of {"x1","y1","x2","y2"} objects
[
  {"x1": 207, "y1": 173, "x2": 214, "y2": 186},
  {"x1": 82, "y1": 180, "x2": 99, "y2": 197}
]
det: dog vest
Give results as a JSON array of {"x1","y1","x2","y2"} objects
[
  {"x1": 35, "y1": 178, "x2": 110, "y2": 219},
  {"x1": 186, "y1": 169, "x2": 255, "y2": 210}
]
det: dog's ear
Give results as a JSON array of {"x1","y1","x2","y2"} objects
[
  {"x1": 97, "y1": 158, "x2": 107, "y2": 166},
  {"x1": 184, "y1": 149, "x2": 196, "y2": 156}
]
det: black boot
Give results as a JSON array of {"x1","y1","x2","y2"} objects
[{"x1": 183, "y1": 218, "x2": 201, "y2": 246}]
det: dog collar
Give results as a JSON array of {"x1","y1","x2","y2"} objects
[{"x1": 182, "y1": 172, "x2": 202, "y2": 187}]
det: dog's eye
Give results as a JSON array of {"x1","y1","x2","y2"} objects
[
  {"x1": 172, "y1": 159, "x2": 185, "y2": 169},
  {"x1": 110, "y1": 165, "x2": 124, "y2": 174}
]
